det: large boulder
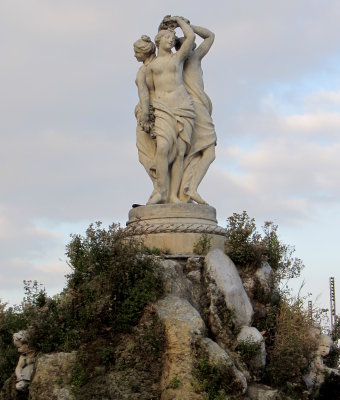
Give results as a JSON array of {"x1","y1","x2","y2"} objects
[
  {"x1": 200, "y1": 337, "x2": 247, "y2": 394},
  {"x1": 159, "y1": 259, "x2": 191, "y2": 298},
  {"x1": 255, "y1": 261, "x2": 274, "y2": 296},
  {"x1": 237, "y1": 326, "x2": 266, "y2": 371},
  {"x1": 155, "y1": 295, "x2": 206, "y2": 400},
  {"x1": 29, "y1": 352, "x2": 76, "y2": 400},
  {"x1": 247, "y1": 383, "x2": 281, "y2": 399},
  {"x1": 204, "y1": 249, "x2": 254, "y2": 327}
]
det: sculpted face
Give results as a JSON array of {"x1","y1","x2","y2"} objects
[
  {"x1": 318, "y1": 335, "x2": 332, "y2": 357},
  {"x1": 159, "y1": 31, "x2": 175, "y2": 50},
  {"x1": 318, "y1": 343, "x2": 331, "y2": 357},
  {"x1": 134, "y1": 49, "x2": 147, "y2": 62}
]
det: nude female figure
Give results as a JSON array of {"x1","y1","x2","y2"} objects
[{"x1": 144, "y1": 16, "x2": 196, "y2": 204}]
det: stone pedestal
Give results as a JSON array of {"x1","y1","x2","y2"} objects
[{"x1": 126, "y1": 203, "x2": 225, "y2": 255}]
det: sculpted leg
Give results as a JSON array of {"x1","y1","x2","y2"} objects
[
  {"x1": 169, "y1": 137, "x2": 187, "y2": 203},
  {"x1": 147, "y1": 136, "x2": 170, "y2": 204},
  {"x1": 187, "y1": 146, "x2": 215, "y2": 204}
]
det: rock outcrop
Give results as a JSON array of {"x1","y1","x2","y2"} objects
[
  {"x1": 2, "y1": 247, "x2": 337, "y2": 400},
  {"x1": 236, "y1": 326, "x2": 266, "y2": 372},
  {"x1": 29, "y1": 352, "x2": 76, "y2": 400},
  {"x1": 205, "y1": 249, "x2": 254, "y2": 327}
]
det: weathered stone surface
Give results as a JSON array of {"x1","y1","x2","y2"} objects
[
  {"x1": 204, "y1": 249, "x2": 254, "y2": 327},
  {"x1": 237, "y1": 326, "x2": 266, "y2": 369},
  {"x1": 0, "y1": 374, "x2": 25, "y2": 400},
  {"x1": 303, "y1": 333, "x2": 340, "y2": 395},
  {"x1": 29, "y1": 352, "x2": 76, "y2": 400},
  {"x1": 200, "y1": 337, "x2": 247, "y2": 394},
  {"x1": 187, "y1": 270, "x2": 201, "y2": 284},
  {"x1": 126, "y1": 204, "x2": 225, "y2": 254},
  {"x1": 129, "y1": 203, "x2": 218, "y2": 224},
  {"x1": 186, "y1": 256, "x2": 203, "y2": 272},
  {"x1": 255, "y1": 261, "x2": 274, "y2": 295},
  {"x1": 247, "y1": 383, "x2": 280, "y2": 400},
  {"x1": 13, "y1": 330, "x2": 35, "y2": 392},
  {"x1": 155, "y1": 295, "x2": 206, "y2": 400},
  {"x1": 159, "y1": 259, "x2": 192, "y2": 298}
]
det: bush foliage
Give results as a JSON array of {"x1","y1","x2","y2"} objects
[
  {"x1": 0, "y1": 302, "x2": 26, "y2": 388},
  {"x1": 225, "y1": 211, "x2": 304, "y2": 283},
  {"x1": 26, "y1": 222, "x2": 163, "y2": 352},
  {"x1": 225, "y1": 212, "x2": 322, "y2": 395},
  {"x1": 265, "y1": 296, "x2": 318, "y2": 389},
  {"x1": 0, "y1": 221, "x2": 163, "y2": 376}
]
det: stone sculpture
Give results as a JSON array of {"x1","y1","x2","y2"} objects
[
  {"x1": 303, "y1": 333, "x2": 340, "y2": 395},
  {"x1": 13, "y1": 330, "x2": 35, "y2": 392},
  {"x1": 177, "y1": 24, "x2": 217, "y2": 205},
  {"x1": 134, "y1": 35, "x2": 157, "y2": 203},
  {"x1": 134, "y1": 15, "x2": 216, "y2": 205}
]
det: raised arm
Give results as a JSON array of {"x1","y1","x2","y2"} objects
[
  {"x1": 172, "y1": 16, "x2": 195, "y2": 61},
  {"x1": 191, "y1": 25, "x2": 215, "y2": 60}
]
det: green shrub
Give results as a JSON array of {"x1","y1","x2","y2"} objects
[
  {"x1": 26, "y1": 222, "x2": 163, "y2": 352},
  {"x1": 193, "y1": 357, "x2": 231, "y2": 399},
  {"x1": 193, "y1": 233, "x2": 212, "y2": 255},
  {"x1": 225, "y1": 212, "x2": 304, "y2": 284},
  {"x1": 167, "y1": 376, "x2": 181, "y2": 389},
  {"x1": 236, "y1": 339, "x2": 261, "y2": 364},
  {"x1": 71, "y1": 358, "x2": 88, "y2": 387},
  {"x1": 225, "y1": 211, "x2": 263, "y2": 267},
  {"x1": 99, "y1": 346, "x2": 115, "y2": 366},
  {"x1": 265, "y1": 297, "x2": 318, "y2": 389},
  {"x1": 0, "y1": 301, "x2": 26, "y2": 388},
  {"x1": 262, "y1": 221, "x2": 304, "y2": 281},
  {"x1": 193, "y1": 356, "x2": 244, "y2": 399}
]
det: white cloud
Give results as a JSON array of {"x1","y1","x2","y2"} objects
[{"x1": 304, "y1": 89, "x2": 340, "y2": 112}]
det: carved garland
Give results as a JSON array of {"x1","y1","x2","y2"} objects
[{"x1": 125, "y1": 222, "x2": 226, "y2": 236}]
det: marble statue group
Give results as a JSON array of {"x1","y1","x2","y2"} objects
[{"x1": 134, "y1": 15, "x2": 217, "y2": 206}]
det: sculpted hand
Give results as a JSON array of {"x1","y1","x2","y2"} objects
[
  {"x1": 139, "y1": 112, "x2": 150, "y2": 133},
  {"x1": 171, "y1": 16, "x2": 190, "y2": 24}
]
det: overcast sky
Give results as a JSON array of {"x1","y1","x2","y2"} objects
[{"x1": 1, "y1": 0, "x2": 340, "y2": 322}]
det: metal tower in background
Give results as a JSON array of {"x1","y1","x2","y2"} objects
[
  {"x1": 308, "y1": 300, "x2": 313, "y2": 322},
  {"x1": 330, "y1": 277, "x2": 336, "y2": 331}
]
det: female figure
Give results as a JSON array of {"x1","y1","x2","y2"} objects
[
  {"x1": 177, "y1": 25, "x2": 217, "y2": 205},
  {"x1": 145, "y1": 17, "x2": 196, "y2": 204},
  {"x1": 133, "y1": 35, "x2": 157, "y2": 202}
]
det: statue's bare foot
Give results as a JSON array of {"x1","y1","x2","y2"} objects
[
  {"x1": 147, "y1": 191, "x2": 162, "y2": 205},
  {"x1": 187, "y1": 191, "x2": 208, "y2": 205},
  {"x1": 147, "y1": 189, "x2": 157, "y2": 203},
  {"x1": 169, "y1": 196, "x2": 183, "y2": 204}
]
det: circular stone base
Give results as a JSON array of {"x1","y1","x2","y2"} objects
[{"x1": 126, "y1": 203, "x2": 226, "y2": 255}]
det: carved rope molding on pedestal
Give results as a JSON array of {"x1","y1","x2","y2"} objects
[{"x1": 125, "y1": 222, "x2": 226, "y2": 236}]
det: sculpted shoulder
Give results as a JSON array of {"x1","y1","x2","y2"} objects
[{"x1": 135, "y1": 64, "x2": 147, "y2": 85}]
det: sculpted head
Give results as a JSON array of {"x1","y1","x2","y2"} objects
[
  {"x1": 155, "y1": 29, "x2": 176, "y2": 50},
  {"x1": 175, "y1": 36, "x2": 196, "y2": 54},
  {"x1": 133, "y1": 35, "x2": 156, "y2": 62},
  {"x1": 317, "y1": 334, "x2": 332, "y2": 357},
  {"x1": 13, "y1": 330, "x2": 29, "y2": 352}
]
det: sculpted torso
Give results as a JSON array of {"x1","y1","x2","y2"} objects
[
  {"x1": 183, "y1": 55, "x2": 204, "y2": 91},
  {"x1": 149, "y1": 54, "x2": 188, "y2": 106}
]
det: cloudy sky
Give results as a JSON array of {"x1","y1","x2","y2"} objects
[{"x1": 1, "y1": 0, "x2": 340, "y2": 321}]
